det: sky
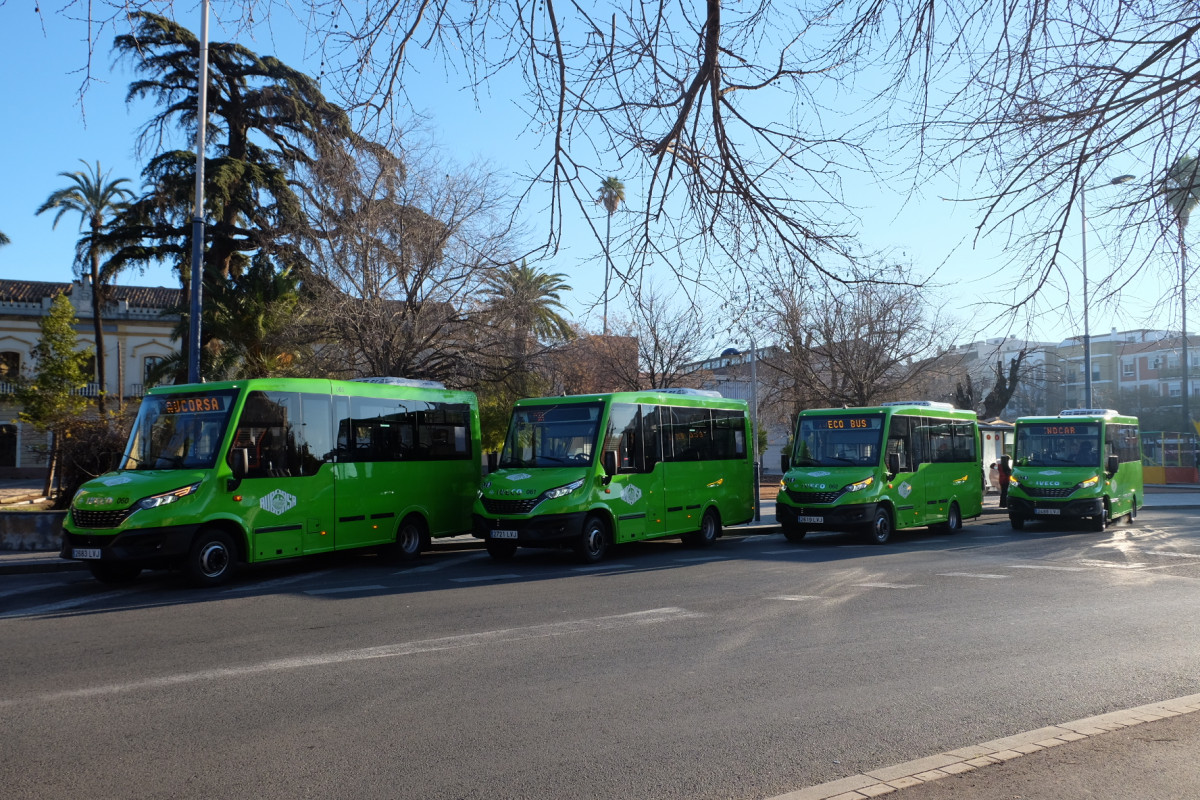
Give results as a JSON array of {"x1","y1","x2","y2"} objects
[{"x1": 0, "y1": 4, "x2": 1184, "y2": 356}]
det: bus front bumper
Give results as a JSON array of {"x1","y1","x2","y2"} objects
[
  {"x1": 61, "y1": 524, "x2": 201, "y2": 568},
  {"x1": 473, "y1": 512, "x2": 589, "y2": 548},
  {"x1": 1008, "y1": 496, "x2": 1104, "y2": 520},
  {"x1": 776, "y1": 501, "x2": 878, "y2": 530}
]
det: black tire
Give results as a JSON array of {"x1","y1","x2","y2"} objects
[
  {"x1": 390, "y1": 515, "x2": 424, "y2": 561},
  {"x1": 932, "y1": 502, "x2": 963, "y2": 534},
  {"x1": 684, "y1": 508, "x2": 720, "y2": 547},
  {"x1": 575, "y1": 515, "x2": 609, "y2": 564},
  {"x1": 185, "y1": 529, "x2": 237, "y2": 587},
  {"x1": 1091, "y1": 505, "x2": 1108, "y2": 533},
  {"x1": 87, "y1": 561, "x2": 141, "y2": 585},
  {"x1": 1128, "y1": 496, "x2": 1138, "y2": 524},
  {"x1": 783, "y1": 525, "x2": 807, "y2": 543},
  {"x1": 864, "y1": 507, "x2": 893, "y2": 545},
  {"x1": 1010, "y1": 515, "x2": 1025, "y2": 531},
  {"x1": 486, "y1": 538, "x2": 518, "y2": 561}
]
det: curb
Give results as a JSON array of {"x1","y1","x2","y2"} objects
[{"x1": 765, "y1": 693, "x2": 1200, "y2": 800}]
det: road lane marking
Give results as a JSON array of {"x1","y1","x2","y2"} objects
[
  {"x1": 0, "y1": 589, "x2": 141, "y2": 620},
  {"x1": 854, "y1": 582, "x2": 921, "y2": 589},
  {"x1": 220, "y1": 570, "x2": 336, "y2": 594},
  {"x1": 573, "y1": 564, "x2": 635, "y2": 572},
  {"x1": 938, "y1": 572, "x2": 1009, "y2": 579},
  {"x1": 1007, "y1": 565, "x2": 1086, "y2": 571},
  {"x1": 0, "y1": 582, "x2": 58, "y2": 599},
  {"x1": 1078, "y1": 560, "x2": 1147, "y2": 569},
  {"x1": 773, "y1": 595, "x2": 825, "y2": 602},
  {"x1": 400, "y1": 554, "x2": 478, "y2": 574},
  {"x1": 1, "y1": 607, "x2": 702, "y2": 707},
  {"x1": 304, "y1": 585, "x2": 387, "y2": 595},
  {"x1": 675, "y1": 556, "x2": 724, "y2": 563},
  {"x1": 450, "y1": 574, "x2": 521, "y2": 583}
]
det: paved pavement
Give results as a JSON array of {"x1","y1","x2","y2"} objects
[{"x1": 4, "y1": 481, "x2": 1199, "y2": 800}]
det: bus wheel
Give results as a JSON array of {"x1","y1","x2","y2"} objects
[
  {"x1": 864, "y1": 507, "x2": 892, "y2": 545},
  {"x1": 932, "y1": 502, "x2": 962, "y2": 534},
  {"x1": 1128, "y1": 496, "x2": 1138, "y2": 524},
  {"x1": 486, "y1": 538, "x2": 518, "y2": 561},
  {"x1": 783, "y1": 525, "x2": 807, "y2": 543},
  {"x1": 575, "y1": 516, "x2": 609, "y2": 564},
  {"x1": 391, "y1": 516, "x2": 424, "y2": 561},
  {"x1": 87, "y1": 561, "x2": 141, "y2": 585},
  {"x1": 1091, "y1": 505, "x2": 1108, "y2": 533},
  {"x1": 1010, "y1": 515, "x2": 1025, "y2": 531},
  {"x1": 186, "y1": 529, "x2": 237, "y2": 587},
  {"x1": 684, "y1": 508, "x2": 721, "y2": 547}
]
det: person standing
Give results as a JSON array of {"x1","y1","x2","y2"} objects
[{"x1": 998, "y1": 454, "x2": 1012, "y2": 508}]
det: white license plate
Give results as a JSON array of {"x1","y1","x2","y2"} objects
[
  {"x1": 1034, "y1": 508, "x2": 1061, "y2": 516},
  {"x1": 797, "y1": 516, "x2": 824, "y2": 524},
  {"x1": 492, "y1": 529, "x2": 519, "y2": 539},
  {"x1": 73, "y1": 548, "x2": 102, "y2": 559}
]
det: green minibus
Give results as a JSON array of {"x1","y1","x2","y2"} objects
[
  {"x1": 1007, "y1": 409, "x2": 1142, "y2": 531},
  {"x1": 473, "y1": 389, "x2": 754, "y2": 562},
  {"x1": 61, "y1": 377, "x2": 481, "y2": 585},
  {"x1": 777, "y1": 401, "x2": 984, "y2": 544}
]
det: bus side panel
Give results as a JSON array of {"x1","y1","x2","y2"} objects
[
  {"x1": 892, "y1": 465, "x2": 925, "y2": 530},
  {"x1": 661, "y1": 461, "x2": 709, "y2": 535},
  {"x1": 607, "y1": 470, "x2": 662, "y2": 542},
  {"x1": 418, "y1": 458, "x2": 479, "y2": 537}
]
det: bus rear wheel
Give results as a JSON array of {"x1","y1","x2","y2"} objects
[
  {"x1": 575, "y1": 516, "x2": 609, "y2": 564},
  {"x1": 391, "y1": 515, "x2": 425, "y2": 561},
  {"x1": 684, "y1": 508, "x2": 720, "y2": 547},
  {"x1": 186, "y1": 529, "x2": 237, "y2": 587},
  {"x1": 932, "y1": 502, "x2": 962, "y2": 534},
  {"x1": 864, "y1": 507, "x2": 892, "y2": 545},
  {"x1": 87, "y1": 561, "x2": 141, "y2": 585}
]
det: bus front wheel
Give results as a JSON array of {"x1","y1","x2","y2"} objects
[
  {"x1": 864, "y1": 508, "x2": 893, "y2": 545},
  {"x1": 684, "y1": 508, "x2": 720, "y2": 547},
  {"x1": 1010, "y1": 515, "x2": 1026, "y2": 531},
  {"x1": 185, "y1": 529, "x2": 237, "y2": 587},
  {"x1": 783, "y1": 525, "x2": 807, "y2": 543},
  {"x1": 1091, "y1": 504, "x2": 1109, "y2": 533},
  {"x1": 575, "y1": 516, "x2": 609, "y2": 564}
]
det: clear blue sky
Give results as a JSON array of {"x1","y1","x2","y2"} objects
[{"x1": 0, "y1": 6, "x2": 1181, "y2": 351}]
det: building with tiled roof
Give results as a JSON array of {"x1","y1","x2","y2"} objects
[{"x1": 0, "y1": 278, "x2": 181, "y2": 476}]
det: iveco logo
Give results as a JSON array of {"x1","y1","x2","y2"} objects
[
  {"x1": 1033, "y1": 481, "x2": 1060, "y2": 487},
  {"x1": 83, "y1": 496, "x2": 116, "y2": 505},
  {"x1": 495, "y1": 489, "x2": 531, "y2": 496},
  {"x1": 804, "y1": 484, "x2": 829, "y2": 490}
]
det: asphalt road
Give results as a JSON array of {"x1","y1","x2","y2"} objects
[{"x1": 3, "y1": 510, "x2": 1200, "y2": 800}]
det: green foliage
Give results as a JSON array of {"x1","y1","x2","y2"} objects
[{"x1": 16, "y1": 294, "x2": 91, "y2": 432}]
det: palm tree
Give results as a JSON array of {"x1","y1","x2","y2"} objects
[
  {"x1": 37, "y1": 160, "x2": 134, "y2": 414},
  {"x1": 595, "y1": 177, "x2": 625, "y2": 335},
  {"x1": 0, "y1": 231, "x2": 10, "y2": 246},
  {"x1": 1164, "y1": 154, "x2": 1200, "y2": 432},
  {"x1": 484, "y1": 261, "x2": 574, "y2": 389}
]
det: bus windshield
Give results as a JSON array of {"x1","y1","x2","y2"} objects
[
  {"x1": 122, "y1": 389, "x2": 240, "y2": 470},
  {"x1": 1015, "y1": 423, "x2": 1102, "y2": 467},
  {"x1": 500, "y1": 402, "x2": 604, "y2": 468},
  {"x1": 793, "y1": 414, "x2": 885, "y2": 467}
]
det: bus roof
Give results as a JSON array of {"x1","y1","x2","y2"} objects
[
  {"x1": 1016, "y1": 409, "x2": 1139, "y2": 425},
  {"x1": 146, "y1": 377, "x2": 477, "y2": 403},
  {"x1": 512, "y1": 389, "x2": 747, "y2": 409},
  {"x1": 798, "y1": 402, "x2": 977, "y2": 419}
]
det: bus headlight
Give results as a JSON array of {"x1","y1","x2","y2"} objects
[
  {"x1": 1075, "y1": 475, "x2": 1100, "y2": 491},
  {"x1": 543, "y1": 479, "x2": 585, "y2": 500},
  {"x1": 135, "y1": 482, "x2": 202, "y2": 510},
  {"x1": 845, "y1": 476, "x2": 874, "y2": 493}
]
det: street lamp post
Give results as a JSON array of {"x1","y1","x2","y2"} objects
[
  {"x1": 187, "y1": 0, "x2": 211, "y2": 385},
  {"x1": 1079, "y1": 173, "x2": 1135, "y2": 408}
]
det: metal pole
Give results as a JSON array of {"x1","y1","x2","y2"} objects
[
  {"x1": 187, "y1": 0, "x2": 210, "y2": 385},
  {"x1": 750, "y1": 338, "x2": 761, "y2": 522},
  {"x1": 1081, "y1": 184, "x2": 1092, "y2": 408},
  {"x1": 1182, "y1": 224, "x2": 1191, "y2": 436}
]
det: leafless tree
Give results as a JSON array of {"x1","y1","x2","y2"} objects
[
  {"x1": 764, "y1": 265, "x2": 960, "y2": 410},
  {"x1": 604, "y1": 286, "x2": 718, "y2": 390},
  {"x1": 296, "y1": 135, "x2": 519, "y2": 384}
]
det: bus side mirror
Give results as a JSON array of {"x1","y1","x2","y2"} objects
[
  {"x1": 602, "y1": 451, "x2": 617, "y2": 485},
  {"x1": 1106, "y1": 454, "x2": 1119, "y2": 475},
  {"x1": 486, "y1": 452, "x2": 499, "y2": 473},
  {"x1": 227, "y1": 448, "x2": 249, "y2": 492},
  {"x1": 886, "y1": 453, "x2": 901, "y2": 476},
  {"x1": 780, "y1": 454, "x2": 790, "y2": 473}
]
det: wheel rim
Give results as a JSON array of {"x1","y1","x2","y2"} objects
[
  {"x1": 399, "y1": 524, "x2": 420, "y2": 554},
  {"x1": 584, "y1": 524, "x2": 604, "y2": 557},
  {"x1": 198, "y1": 541, "x2": 229, "y2": 578},
  {"x1": 950, "y1": 505, "x2": 961, "y2": 530},
  {"x1": 873, "y1": 512, "x2": 891, "y2": 542},
  {"x1": 702, "y1": 513, "x2": 716, "y2": 542}
]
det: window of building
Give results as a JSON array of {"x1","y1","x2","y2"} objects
[
  {"x1": 0, "y1": 351, "x2": 19, "y2": 381},
  {"x1": 1122, "y1": 361, "x2": 1134, "y2": 378}
]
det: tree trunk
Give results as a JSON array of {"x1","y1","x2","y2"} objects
[{"x1": 90, "y1": 246, "x2": 107, "y2": 415}]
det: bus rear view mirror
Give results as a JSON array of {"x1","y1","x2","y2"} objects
[
  {"x1": 227, "y1": 448, "x2": 250, "y2": 492},
  {"x1": 486, "y1": 452, "x2": 499, "y2": 473},
  {"x1": 602, "y1": 450, "x2": 617, "y2": 485},
  {"x1": 1106, "y1": 454, "x2": 1119, "y2": 475},
  {"x1": 780, "y1": 454, "x2": 790, "y2": 473},
  {"x1": 886, "y1": 452, "x2": 901, "y2": 475}
]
